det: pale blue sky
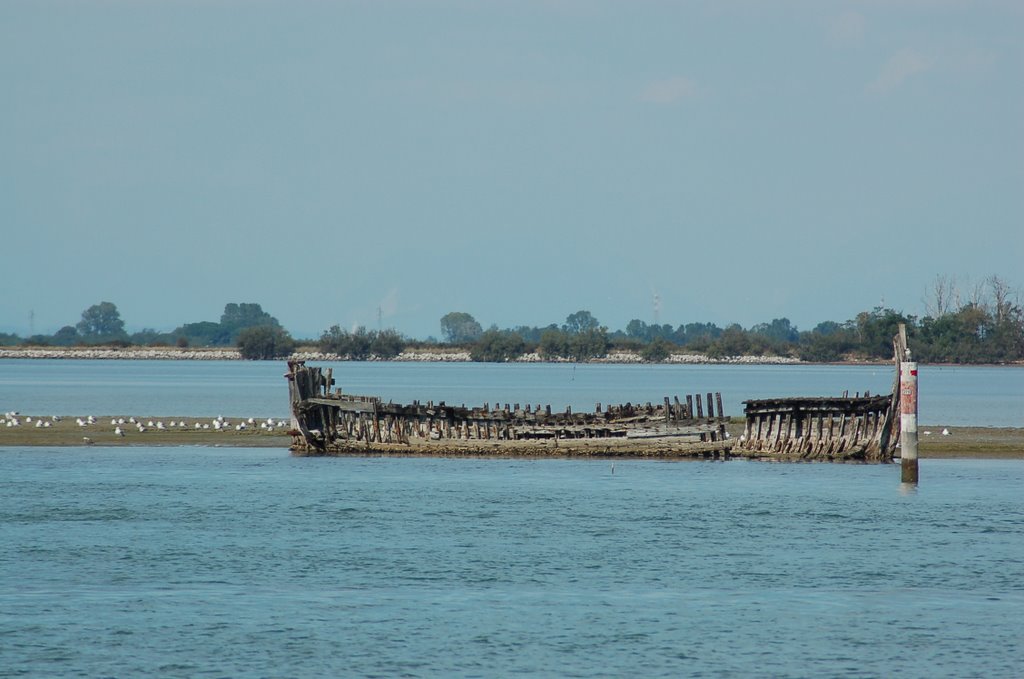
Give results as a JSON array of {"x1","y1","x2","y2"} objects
[{"x1": 3, "y1": 1, "x2": 1022, "y2": 339}]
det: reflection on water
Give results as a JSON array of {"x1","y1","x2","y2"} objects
[{"x1": 899, "y1": 481, "x2": 919, "y2": 495}]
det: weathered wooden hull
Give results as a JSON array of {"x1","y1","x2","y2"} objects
[
  {"x1": 734, "y1": 394, "x2": 896, "y2": 462},
  {"x1": 285, "y1": 360, "x2": 733, "y2": 458}
]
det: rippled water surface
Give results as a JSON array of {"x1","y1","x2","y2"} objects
[{"x1": 2, "y1": 447, "x2": 1022, "y2": 677}]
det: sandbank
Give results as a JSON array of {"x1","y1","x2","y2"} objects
[{"x1": 1, "y1": 415, "x2": 1020, "y2": 458}]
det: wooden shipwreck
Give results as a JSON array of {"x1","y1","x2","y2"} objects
[
  {"x1": 285, "y1": 360, "x2": 733, "y2": 458},
  {"x1": 285, "y1": 326, "x2": 910, "y2": 463},
  {"x1": 733, "y1": 326, "x2": 909, "y2": 462},
  {"x1": 734, "y1": 391, "x2": 896, "y2": 461}
]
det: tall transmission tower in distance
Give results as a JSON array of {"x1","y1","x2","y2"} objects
[{"x1": 653, "y1": 293, "x2": 661, "y2": 326}]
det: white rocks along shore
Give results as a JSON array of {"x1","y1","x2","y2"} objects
[{"x1": 0, "y1": 346, "x2": 801, "y2": 364}]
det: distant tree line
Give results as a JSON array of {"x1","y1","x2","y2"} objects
[
  {"x1": 5, "y1": 276, "x2": 1022, "y2": 364},
  {"x1": 8, "y1": 301, "x2": 296, "y2": 360},
  {"x1": 431, "y1": 276, "x2": 1024, "y2": 364},
  {"x1": 317, "y1": 326, "x2": 405, "y2": 360}
]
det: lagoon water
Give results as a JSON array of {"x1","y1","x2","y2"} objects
[
  {"x1": 0, "y1": 359, "x2": 1021, "y2": 426},
  {"x1": 1, "y1": 448, "x2": 1023, "y2": 677},
  {"x1": 1, "y1": 360, "x2": 1022, "y2": 676}
]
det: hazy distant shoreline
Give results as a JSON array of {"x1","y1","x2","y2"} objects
[
  {"x1": 0, "y1": 346, "x2": 801, "y2": 365},
  {"x1": 2, "y1": 346, "x2": 1020, "y2": 367}
]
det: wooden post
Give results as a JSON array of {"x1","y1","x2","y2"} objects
[{"x1": 901, "y1": 359, "x2": 919, "y2": 484}]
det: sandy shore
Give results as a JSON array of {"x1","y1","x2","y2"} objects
[{"x1": 1, "y1": 414, "x2": 1020, "y2": 458}]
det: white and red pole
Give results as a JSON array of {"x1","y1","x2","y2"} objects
[{"x1": 900, "y1": 360, "x2": 919, "y2": 484}]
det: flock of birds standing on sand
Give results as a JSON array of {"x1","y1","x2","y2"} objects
[
  {"x1": 3, "y1": 411, "x2": 291, "y2": 443},
  {"x1": 4, "y1": 412, "x2": 58, "y2": 428}
]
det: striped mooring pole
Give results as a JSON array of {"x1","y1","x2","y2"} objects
[{"x1": 900, "y1": 359, "x2": 919, "y2": 484}]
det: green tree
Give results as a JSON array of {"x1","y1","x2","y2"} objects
[
  {"x1": 237, "y1": 326, "x2": 296, "y2": 360},
  {"x1": 344, "y1": 327, "x2": 374, "y2": 359},
  {"x1": 750, "y1": 317, "x2": 799, "y2": 344},
  {"x1": 853, "y1": 307, "x2": 915, "y2": 359},
  {"x1": 538, "y1": 326, "x2": 609, "y2": 360},
  {"x1": 130, "y1": 328, "x2": 174, "y2": 346},
  {"x1": 470, "y1": 329, "x2": 526, "y2": 362},
  {"x1": 370, "y1": 328, "x2": 406, "y2": 359},
  {"x1": 640, "y1": 336, "x2": 672, "y2": 362},
  {"x1": 51, "y1": 325, "x2": 80, "y2": 346},
  {"x1": 539, "y1": 328, "x2": 571, "y2": 358},
  {"x1": 219, "y1": 303, "x2": 280, "y2": 344},
  {"x1": 798, "y1": 324, "x2": 856, "y2": 362},
  {"x1": 173, "y1": 321, "x2": 228, "y2": 347},
  {"x1": 318, "y1": 325, "x2": 347, "y2": 354},
  {"x1": 320, "y1": 325, "x2": 367, "y2": 358},
  {"x1": 76, "y1": 301, "x2": 127, "y2": 341},
  {"x1": 675, "y1": 322, "x2": 723, "y2": 346},
  {"x1": 511, "y1": 324, "x2": 557, "y2": 345},
  {"x1": 563, "y1": 310, "x2": 599, "y2": 335},
  {"x1": 440, "y1": 312, "x2": 483, "y2": 344},
  {"x1": 917, "y1": 304, "x2": 990, "y2": 363},
  {"x1": 811, "y1": 320, "x2": 846, "y2": 336},
  {"x1": 706, "y1": 325, "x2": 752, "y2": 358},
  {"x1": 221, "y1": 302, "x2": 278, "y2": 329},
  {"x1": 625, "y1": 319, "x2": 649, "y2": 339},
  {"x1": 319, "y1": 325, "x2": 405, "y2": 359},
  {"x1": 569, "y1": 327, "x2": 610, "y2": 360}
]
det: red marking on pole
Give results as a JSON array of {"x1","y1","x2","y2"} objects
[{"x1": 911, "y1": 370, "x2": 918, "y2": 376}]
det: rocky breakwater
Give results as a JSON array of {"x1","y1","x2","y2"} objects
[
  {"x1": 663, "y1": 353, "x2": 800, "y2": 365},
  {"x1": 0, "y1": 347, "x2": 241, "y2": 360},
  {"x1": 287, "y1": 349, "x2": 473, "y2": 362},
  {"x1": 1, "y1": 346, "x2": 801, "y2": 364},
  {"x1": 514, "y1": 351, "x2": 800, "y2": 365}
]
